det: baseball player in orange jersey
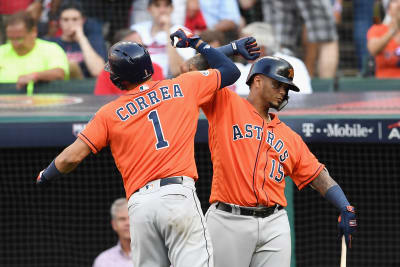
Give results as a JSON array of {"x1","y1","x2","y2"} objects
[
  {"x1": 183, "y1": 55, "x2": 357, "y2": 267},
  {"x1": 35, "y1": 27, "x2": 246, "y2": 267}
]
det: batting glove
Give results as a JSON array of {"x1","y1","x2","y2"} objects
[
  {"x1": 231, "y1": 37, "x2": 260, "y2": 60},
  {"x1": 36, "y1": 170, "x2": 49, "y2": 185},
  {"x1": 170, "y1": 28, "x2": 200, "y2": 48},
  {"x1": 338, "y1": 205, "x2": 357, "y2": 248}
]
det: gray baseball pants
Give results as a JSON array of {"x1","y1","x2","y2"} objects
[
  {"x1": 128, "y1": 177, "x2": 214, "y2": 267},
  {"x1": 205, "y1": 202, "x2": 291, "y2": 267}
]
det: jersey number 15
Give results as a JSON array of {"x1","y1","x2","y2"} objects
[{"x1": 269, "y1": 159, "x2": 285, "y2": 183}]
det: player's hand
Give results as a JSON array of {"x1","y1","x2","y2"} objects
[
  {"x1": 231, "y1": 37, "x2": 260, "y2": 61},
  {"x1": 338, "y1": 205, "x2": 357, "y2": 248},
  {"x1": 170, "y1": 28, "x2": 200, "y2": 48},
  {"x1": 36, "y1": 170, "x2": 49, "y2": 185}
]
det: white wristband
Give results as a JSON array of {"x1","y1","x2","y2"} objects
[{"x1": 231, "y1": 42, "x2": 237, "y2": 52}]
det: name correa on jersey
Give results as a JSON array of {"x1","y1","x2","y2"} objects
[
  {"x1": 115, "y1": 84, "x2": 184, "y2": 121},
  {"x1": 233, "y1": 124, "x2": 289, "y2": 163}
]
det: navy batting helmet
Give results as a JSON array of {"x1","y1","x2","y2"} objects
[
  {"x1": 246, "y1": 56, "x2": 300, "y2": 92},
  {"x1": 105, "y1": 41, "x2": 154, "y2": 90}
]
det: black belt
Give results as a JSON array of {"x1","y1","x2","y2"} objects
[
  {"x1": 160, "y1": 176, "x2": 183, "y2": 186},
  {"x1": 216, "y1": 202, "x2": 283, "y2": 218},
  {"x1": 135, "y1": 176, "x2": 184, "y2": 194}
]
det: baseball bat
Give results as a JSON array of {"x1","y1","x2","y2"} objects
[
  {"x1": 340, "y1": 236, "x2": 347, "y2": 267},
  {"x1": 173, "y1": 37, "x2": 179, "y2": 47}
]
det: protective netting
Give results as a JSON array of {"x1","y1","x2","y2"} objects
[
  {"x1": 0, "y1": 144, "x2": 212, "y2": 267},
  {"x1": 1, "y1": 142, "x2": 398, "y2": 266},
  {"x1": 295, "y1": 143, "x2": 400, "y2": 267}
]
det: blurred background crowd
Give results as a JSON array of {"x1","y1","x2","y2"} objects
[{"x1": 0, "y1": 0, "x2": 399, "y2": 94}]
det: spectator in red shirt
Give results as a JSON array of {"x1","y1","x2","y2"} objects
[
  {"x1": 367, "y1": 0, "x2": 400, "y2": 78},
  {"x1": 94, "y1": 29, "x2": 164, "y2": 95}
]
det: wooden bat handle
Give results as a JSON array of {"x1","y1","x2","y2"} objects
[
  {"x1": 173, "y1": 37, "x2": 179, "y2": 47},
  {"x1": 340, "y1": 236, "x2": 347, "y2": 267}
]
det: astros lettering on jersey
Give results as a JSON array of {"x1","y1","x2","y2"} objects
[
  {"x1": 79, "y1": 69, "x2": 221, "y2": 199},
  {"x1": 202, "y1": 87, "x2": 324, "y2": 207}
]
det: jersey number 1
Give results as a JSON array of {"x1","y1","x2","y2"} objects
[{"x1": 148, "y1": 110, "x2": 169, "y2": 150}]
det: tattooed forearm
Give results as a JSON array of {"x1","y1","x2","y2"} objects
[{"x1": 310, "y1": 168, "x2": 338, "y2": 196}]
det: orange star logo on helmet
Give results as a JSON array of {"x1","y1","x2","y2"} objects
[{"x1": 288, "y1": 68, "x2": 294, "y2": 79}]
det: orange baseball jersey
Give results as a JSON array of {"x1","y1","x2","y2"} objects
[
  {"x1": 202, "y1": 88, "x2": 324, "y2": 207},
  {"x1": 78, "y1": 69, "x2": 221, "y2": 199}
]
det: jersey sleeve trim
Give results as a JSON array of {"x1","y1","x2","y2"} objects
[
  {"x1": 78, "y1": 133, "x2": 99, "y2": 154},
  {"x1": 297, "y1": 163, "x2": 325, "y2": 190}
]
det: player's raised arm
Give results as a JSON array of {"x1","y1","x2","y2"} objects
[
  {"x1": 180, "y1": 37, "x2": 260, "y2": 74},
  {"x1": 36, "y1": 138, "x2": 91, "y2": 184},
  {"x1": 216, "y1": 37, "x2": 260, "y2": 60},
  {"x1": 310, "y1": 168, "x2": 357, "y2": 248},
  {"x1": 170, "y1": 28, "x2": 240, "y2": 89}
]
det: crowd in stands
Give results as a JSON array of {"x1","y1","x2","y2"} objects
[{"x1": 0, "y1": 0, "x2": 399, "y2": 94}]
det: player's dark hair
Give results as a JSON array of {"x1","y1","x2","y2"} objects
[
  {"x1": 189, "y1": 54, "x2": 210, "y2": 71},
  {"x1": 126, "y1": 76, "x2": 153, "y2": 90},
  {"x1": 5, "y1": 11, "x2": 36, "y2": 32}
]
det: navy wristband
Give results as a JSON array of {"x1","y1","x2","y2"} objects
[
  {"x1": 216, "y1": 44, "x2": 235, "y2": 57},
  {"x1": 196, "y1": 41, "x2": 208, "y2": 53},
  {"x1": 325, "y1": 185, "x2": 350, "y2": 210},
  {"x1": 42, "y1": 160, "x2": 62, "y2": 181}
]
